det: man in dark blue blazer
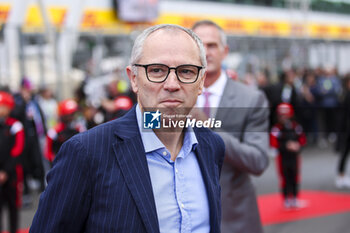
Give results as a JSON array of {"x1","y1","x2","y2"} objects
[{"x1": 30, "y1": 24, "x2": 225, "y2": 233}]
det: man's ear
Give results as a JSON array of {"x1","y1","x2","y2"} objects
[
  {"x1": 126, "y1": 66, "x2": 138, "y2": 94},
  {"x1": 198, "y1": 71, "x2": 206, "y2": 96}
]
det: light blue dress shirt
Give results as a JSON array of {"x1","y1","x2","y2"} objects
[{"x1": 136, "y1": 105, "x2": 210, "y2": 233}]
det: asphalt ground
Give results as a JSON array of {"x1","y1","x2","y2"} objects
[{"x1": 2, "y1": 144, "x2": 350, "y2": 233}]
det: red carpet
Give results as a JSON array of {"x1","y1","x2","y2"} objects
[
  {"x1": 2, "y1": 190, "x2": 350, "y2": 232},
  {"x1": 1, "y1": 230, "x2": 28, "y2": 233},
  {"x1": 258, "y1": 190, "x2": 350, "y2": 226}
]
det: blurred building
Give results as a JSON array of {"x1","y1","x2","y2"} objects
[{"x1": 1, "y1": 0, "x2": 350, "y2": 94}]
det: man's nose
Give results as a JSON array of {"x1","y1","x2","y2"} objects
[{"x1": 163, "y1": 70, "x2": 181, "y2": 91}]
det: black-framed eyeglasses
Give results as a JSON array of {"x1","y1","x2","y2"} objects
[{"x1": 133, "y1": 63, "x2": 204, "y2": 84}]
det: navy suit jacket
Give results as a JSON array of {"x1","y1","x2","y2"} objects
[{"x1": 30, "y1": 106, "x2": 225, "y2": 233}]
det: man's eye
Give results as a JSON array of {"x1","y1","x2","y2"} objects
[
  {"x1": 181, "y1": 69, "x2": 192, "y2": 74},
  {"x1": 179, "y1": 68, "x2": 196, "y2": 75},
  {"x1": 207, "y1": 43, "x2": 218, "y2": 49},
  {"x1": 149, "y1": 67, "x2": 166, "y2": 73}
]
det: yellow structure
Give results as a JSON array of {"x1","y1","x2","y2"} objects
[{"x1": 1, "y1": 3, "x2": 350, "y2": 40}]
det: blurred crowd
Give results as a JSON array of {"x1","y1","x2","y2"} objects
[
  {"x1": 237, "y1": 64, "x2": 350, "y2": 188},
  {"x1": 236, "y1": 66, "x2": 349, "y2": 148},
  {"x1": 258, "y1": 66, "x2": 350, "y2": 189},
  {"x1": 0, "y1": 73, "x2": 136, "y2": 227}
]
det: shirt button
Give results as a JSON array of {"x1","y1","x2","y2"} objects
[
  {"x1": 175, "y1": 168, "x2": 178, "y2": 173},
  {"x1": 162, "y1": 151, "x2": 167, "y2": 156},
  {"x1": 181, "y1": 203, "x2": 185, "y2": 208}
]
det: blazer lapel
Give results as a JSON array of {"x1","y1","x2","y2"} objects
[
  {"x1": 216, "y1": 77, "x2": 237, "y2": 120},
  {"x1": 112, "y1": 107, "x2": 160, "y2": 233},
  {"x1": 194, "y1": 131, "x2": 220, "y2": 233}
]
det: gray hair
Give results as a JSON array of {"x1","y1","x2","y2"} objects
[
  {"x1": 192, "y1": 20, "x2": 227, "y2": 47},
  {"x1": 130, "y1": 24, "x2": 207, "y2": 76}
]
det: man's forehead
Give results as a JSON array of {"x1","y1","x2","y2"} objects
[
  {"x1": 141, "y1": 29, "x2": 201, "y2": 62},
  {"x1": 194, "y1": 26, "x2": 218, "y2": 37},
  {"x1": 146, "y1": 28, "x2": 193, "y2": 43},
  {"x1": 194, "y1": 23, "x2": 218, "y2": 32},
  {"x1": 194, "y1": 26, "x2": 222, "y2": 45}
]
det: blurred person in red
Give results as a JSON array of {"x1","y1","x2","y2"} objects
[
  {"x1": 45, "y1": 99, "x2": 85, "y2": 163},
  {"x1": 100, "y1": 95, "x2": 134, "y2": 121},
  {"x1": 270, "y1": 103, "x2": 306, "y2": 209},
  {"x1": 84, "y1": 79, "x2": 135, "y2": 128},
  {"x1": 100, "y1": 79, "x2": 135, "y2": 123},
  {"x1": 0, "y1": 91, "x2": 25, "y2": 233}
]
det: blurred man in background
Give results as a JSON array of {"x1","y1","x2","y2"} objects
[{"x1": 193, "y1": 20, "x2": 269, "y2": 233}]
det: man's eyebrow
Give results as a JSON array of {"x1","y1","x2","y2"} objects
[{"x1": 207, "y1": 42, "x2": 219, "y2": 47}]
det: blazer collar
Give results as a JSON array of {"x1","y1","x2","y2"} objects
[
  {"x1": 113, "y1": 105, "x2": 140, "y2": 140},
  {"x1": 112, "y1": 106, "x2": 160, "y2": 233},
  {"x1": 215, "y1": 78, "x2": 237, "y2": 123},
  {"x1": 218, "y1": 77, "x2": 237, "y2": 108}
]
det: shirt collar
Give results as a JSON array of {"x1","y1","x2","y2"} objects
[
  {"x1": 204, "y1": 70, "x2": 227, "y2": 96},
  {"x1": 136, "y1": 104, "x2": 198, "y2": 154}
]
